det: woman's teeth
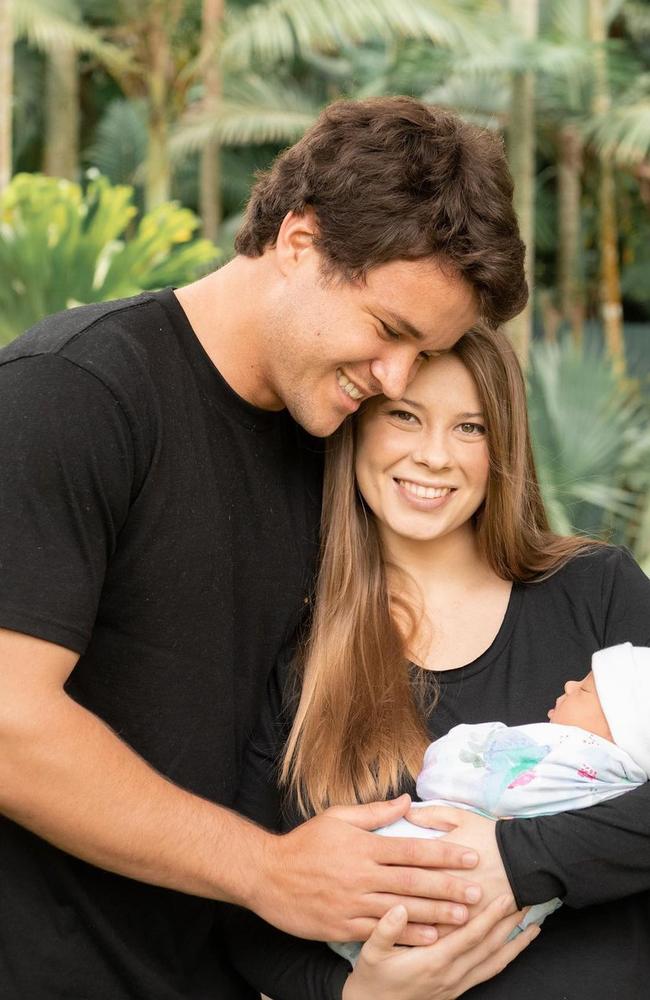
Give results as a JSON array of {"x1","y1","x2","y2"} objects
[
  {"x1": 336, "y1": 369, "x2": 363, "y2": 400},
  {"x1": 398, "y1": 480, "x2": 452, "y2": 499}
]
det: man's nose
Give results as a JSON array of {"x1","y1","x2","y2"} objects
[{"x1": 369, "y1": 353, "x2": 421, "y2": 400}]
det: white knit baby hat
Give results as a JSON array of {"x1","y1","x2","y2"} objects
[{"x1": 592, "y1": 642, "x2": 650, "y2": 776}]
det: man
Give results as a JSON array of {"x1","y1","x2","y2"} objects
[{"x1": 0, "y1": 98, "x2": 526, "y2": 998}]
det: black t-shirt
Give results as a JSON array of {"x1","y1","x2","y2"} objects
[
  {"x1": 234, "y1": 546, "x2": 650, "y2": 1000},
  {"x1": 0, "y1": 290, "x2": 324, "y2": 999}
]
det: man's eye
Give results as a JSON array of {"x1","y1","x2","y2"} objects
[{"x1": 381, "y1": 324, "x2": 401, "y2": 341}]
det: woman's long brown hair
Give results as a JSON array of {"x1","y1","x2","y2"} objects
[{"x1": 281, "y1": 325, "x2": 600, "y2": 816}]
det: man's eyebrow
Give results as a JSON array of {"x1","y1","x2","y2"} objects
[{"x1": 380, "y1": 311, "x2": 427, "y2": 342}]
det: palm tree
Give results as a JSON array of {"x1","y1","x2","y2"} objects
[
  {"x1": 199, "y1": 0, "x2": 225, "y2": 241},
  {"x1": 1, "y1": 0, "x2": 126, "y2": 190},
  {"x1": 171, "y1": 1, "x2": 494, "y2": 179},
  {"x1": 589, "y1": 0, "x2": 625, "y2": 378},
  {"x1": 506, "y1": 0, "x2": 539, "y2": 369},
  {"x1": 0, "y1": 0, "x2": 13, "y2": 192},
  {"x1": 43, "y1": 44, "x2": 79, "y2": 179}
]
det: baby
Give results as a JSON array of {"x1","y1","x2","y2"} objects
[{"x1": 331, "y1": 642, "x2": 650, "y2": 964}]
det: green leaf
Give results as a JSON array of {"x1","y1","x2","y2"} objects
[{"x1": 0, "y1": 173, "x2": 219, "y2": 344}]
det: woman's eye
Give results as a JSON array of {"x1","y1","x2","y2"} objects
[
  {"x1": 458, "y1": 422, "x2": 485, "y2": 435},
  {"x1": 389, "y1": 410, "x2": 417, "y2": 423}
]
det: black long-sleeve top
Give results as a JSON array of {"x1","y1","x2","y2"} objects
[{"x1": 225, "y1": 546, "x2": 650, "y2": 1000}]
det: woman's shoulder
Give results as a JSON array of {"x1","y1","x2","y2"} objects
[
  {"x1": 533, "y1": 543, "x2": 641, "y2": 588},
  {"x1": 526, "y1": 543, "x2": 650, "y2": 647}
]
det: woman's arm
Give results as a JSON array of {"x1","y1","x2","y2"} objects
[
  {"x1": 499, "y1": 547, "x2": 650, "y2": 909},
  {"x1": 497, "y1": 781, "x2": 650, "y2": 909}
]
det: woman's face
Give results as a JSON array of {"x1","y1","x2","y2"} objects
[{"x1": 355, "y1": 353, "x2": 489, "y2": 547}]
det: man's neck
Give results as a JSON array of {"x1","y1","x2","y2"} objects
[{"x1": 174, "y1": 256, "x2": 283, "y2": 410}]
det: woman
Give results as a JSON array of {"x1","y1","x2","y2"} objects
[{"x1": 229, "y1": 325, "x2": 650, "y2": 999}]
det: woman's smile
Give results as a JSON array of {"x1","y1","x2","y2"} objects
[{"x1": 393, "y1": 478, "x2": 457, "y2": 510}]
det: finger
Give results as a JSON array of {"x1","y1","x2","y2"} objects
[
  {"x1": 359, "y1": 905, "x2": 409, "y2": 961},
  {"x1": 377, "y1": 834, "x2": 479, "y2": 872},
  {"x1": 395, "y1": 922, "x2": 439, "y2": 947},
  {"x1": 368, "y1": 891, "x2": 473, "y2": 926},
  {"x1": 406, "y1": 804, "x2": 469, "y2": 831},
  {"x1": 327, "y1": 795, "x2": 412, "y2": 830},
  {"x1": 456, "y1": 922, "x2": 541, "y2": 994},
  {"x1": 432, "y1": 894, "x2": 517, "y2": 963}
]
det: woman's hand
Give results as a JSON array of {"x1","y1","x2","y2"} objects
[
  {"x1": 407, "y1": 805, "x2": 511, "y2": 925},
  {"x1": 341, "y1": 895, "x2": 540, "y2": 1000}
]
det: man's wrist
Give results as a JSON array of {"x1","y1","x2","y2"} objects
[{"x1": 228, "y1": 818, "x2": 280, "y2": 912}]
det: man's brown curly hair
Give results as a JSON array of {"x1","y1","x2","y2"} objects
[{"x1": 235, "y1": 96, "x2": 527, "y2": 328}]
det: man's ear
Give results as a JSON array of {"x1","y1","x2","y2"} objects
[{"x1": 275, "y1": 208, "x2": 319, "y2": 274}]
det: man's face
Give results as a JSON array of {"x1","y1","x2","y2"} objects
[
  {"x1": 547, "y1": 672, "x2": 613, "y2": 742},
  {"x1": 262, "y1": 248, "x2": 479, "y2": 438}
]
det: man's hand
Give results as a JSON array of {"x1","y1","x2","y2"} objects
[
  {"x1": 406, "y1": 806, "x2": 513, "y2": 925},
  {"x1": 248, "y1": 796, "x2": 485, "y2": 946},
  {"x1": 342, "y1": 895, "x2": 540, "y2": 1000}
]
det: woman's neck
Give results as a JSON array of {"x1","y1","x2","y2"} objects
[
  {"x1": 381, "y1": 522, "x2": 489, "y2": 594},
  {"x1": 381, "y1": 524, "x2": 512, "y2": 670}
]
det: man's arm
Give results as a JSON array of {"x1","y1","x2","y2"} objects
[{"x1": 0, "y1": 628, "x2": 485, "y2": 944}]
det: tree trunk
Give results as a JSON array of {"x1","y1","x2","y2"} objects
[
  {"x1": 200, "y1": 0, "x2": 224, "y2": 242},
  {"x1": 557, "y1": 123, "x2": 584, "y2": 345},
  {"x1": 0, "y1": 0, "x2": 14, "y2": 194},
  {"x1": 145, "y1": 2, "x2": 172, "y2": 210},
  {"x1": 505, "y1": 0, "x2": 538, "y2": 371},
  {"x1": 43, "y1": 46, "x2": 79, "y2": 180},
  {"x1": 589, "y1": 0, "x2": 625, "y2": 377}
]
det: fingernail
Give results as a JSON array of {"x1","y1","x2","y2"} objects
[
  {"x1": 389, "y1": 905, "x2": 407, "y2": 922},
  {"x1": 422, "y1": 927, "x2": 438, "y2": 942},
  {"x1": 528, "y1": 925, "x2": 541, "y2": 938},
  {"x1": 462, "y1": 851, "x2": 479, "y2": 867},
  {"x1": 452, "y1": 905, "x2": 468, "y2": 923},
  {"x1": 465, "y1": 886, "x2": 481, "y2": 904}
]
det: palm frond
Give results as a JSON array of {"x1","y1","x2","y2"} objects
[
  {"x1": 13, "y1": 0, "x2": 130, "y2": 72},
  {"x1": 527, "y1": 336, "x2": 650, "y2": 535},
  {"x1": 584, "y1": 77, "x2": 650, "y2": 163},
  {"x1": 171, "y1": 75, "x2": 321, "y2": 156},
  {"x1": 221, "y1": 0, "x2": 492, "y2": 71},
  {"x1": 84, "y1": 99, "x2": 148, "y2": 186}
]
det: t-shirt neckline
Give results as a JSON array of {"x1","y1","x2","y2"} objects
[{"x1": 411, "y1": 583, "x2": 524, "y2": 682}]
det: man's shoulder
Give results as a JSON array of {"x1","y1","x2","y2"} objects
[
  {"x1": 0, "y1": 290, "x2": 182, "y2": 400},
  {"x1": 0, "y1": 292, "x2": 166, "y2": 363}
]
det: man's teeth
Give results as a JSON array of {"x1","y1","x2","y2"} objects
[
  {"x1": 398, "y1": 480, "x2": 452, "y2": 499},
  {"x1": 336, "y1": 369, "x2": 363, "y2": 400}
]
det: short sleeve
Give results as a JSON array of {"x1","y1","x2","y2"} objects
[{"x1": 0, "y1": 354, "x2": 135, "y2": 653}]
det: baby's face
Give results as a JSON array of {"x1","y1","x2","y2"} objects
[{"x1": 547, "y1": 672, "x2": 613, "y2": 741}]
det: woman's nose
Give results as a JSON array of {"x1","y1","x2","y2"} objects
[{"x1": 412, "y1": 432, "x2": 452, "y2": 469}]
